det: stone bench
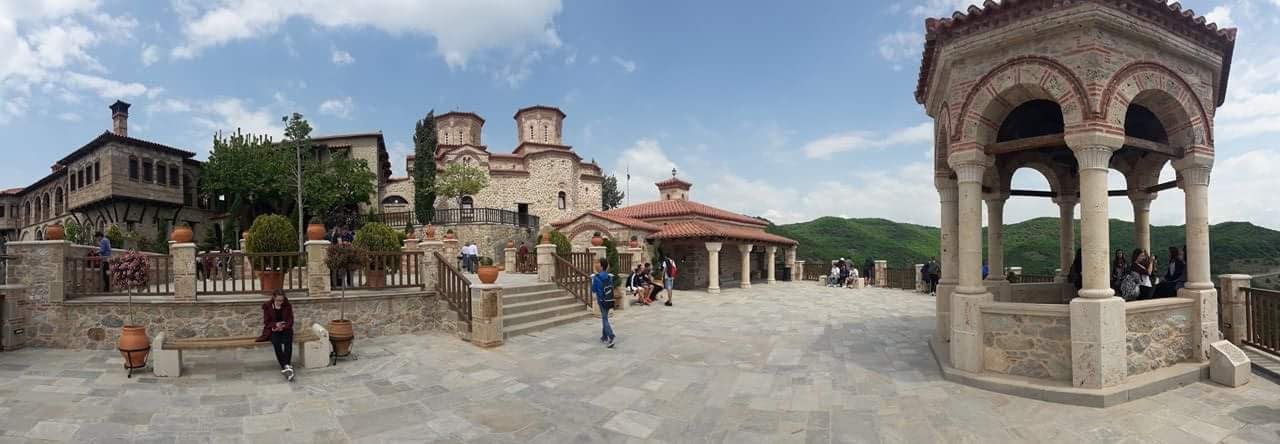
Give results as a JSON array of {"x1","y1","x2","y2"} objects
[{"x1": 152, "y1": 323, "x2": 332, "y2": 377}]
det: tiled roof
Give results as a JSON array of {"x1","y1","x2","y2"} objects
[
  {"x1": 56, "y1": 131, "x2": 195, "y2": 166},
  {"x1": 603, "y1": 199, "x2": 767, "y2": 227},
  {"x1": 655, "y1": 177, "x2": 692, "y2": 189},
  {"x1": 437, "y1": 111, "x2": 485, "y2": 124},
  {"x1": 551, "y1": 211, "x2": 660, "y2": 231},
  {"x1": 915, "y1": 0, "x2": 1237, "y2": 106},
  {"x1": 0, "y1": 187, "x2": 23, "y2": 195},
  {"x1": 648, "y1": 221, "x2": 797, "y2": 245},
  {"x1": 514, "y1": 105, "x2": 566, "y2": 119}
]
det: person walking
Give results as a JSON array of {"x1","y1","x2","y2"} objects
[
  {"x1": 255, "y1": 290, "x2": 296, "y2": 381},
  {"x1": 659, "y1": 253, "x2": 677, "y2": 306},
  {"x1": 94, "y1": 232, "x2": 111, "y2": 291},
  {"x1": 591, "y1": 258, "x2": 617, "y2": 348},
  {"x1": 925, "y1": 257, "x2": 940, "y2": 295}
]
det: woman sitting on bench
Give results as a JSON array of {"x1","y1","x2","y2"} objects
[{"x1": 255, "y1": 290, "x2": 296, "y2": 381}]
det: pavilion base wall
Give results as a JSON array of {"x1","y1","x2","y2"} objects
[
  {"x1": 1004, "y1": 282, "x2": 1073, "y2": 304},
  {"x1": 982, "y1": 304, "x2": 1071, "y2": 381},
  {"x1": 1125, "y1": 299, "x2": 1195, "y2": 377}
]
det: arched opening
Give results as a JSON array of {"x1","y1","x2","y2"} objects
[
  {"x1": 1124, "y1": 105, "x2": 1167, "y2": 144},
  {"x1": 997, "y1": 100, "x2": 1065, "y2": 143},
  {"x1": 460, "y1": 196, "x2": 474, "y2": 221},
  {"x1": 382, "y1": 195, "x2": 409, "y2": 206},
  {"x1": 54, "y1": 187, "x2": 64, "y2": 215},
  {"x1": 557, "y1": 191, "x2": 567, "y2": 210}
]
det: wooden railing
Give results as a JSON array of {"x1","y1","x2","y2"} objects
[
  {"x1": 65, "y1": 254, "x2": 174, "y2": 297},
  {"x1": 195, "y1": 252, "x2": 305, "y2": 295},
  {"x1": 435, "y1": 251, "x2": 471, "y2": 330},
  {"x1": 618, "y1": 254, "x2": 634, "y2": 275},
  {"x1": 1244, "y1": 287, "x2": 1280, "y2": 355},
  {"x1": 333, "y1": 251, "x2": 424, "y2": 289},
  {"x1": 567, "y1": 252, "x2": 594, "y2": 275},
  {"x1": 515, "y1": 252, "x2": 537, "y2": 274},
  {"x1": 554, "y1": 254, "x2": 593, "y2": 308},
  {"x1": 884, "y1": 267, "x2": 916, "y2": 290},
  {"x1": 434, "y1": 208, "x2": 540, "y2": 229},
  {"x1": 1010, "y1": 274, "x2": 1057, "y2": 284}
]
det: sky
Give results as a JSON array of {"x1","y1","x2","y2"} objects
[{"x1": 1, "y1": 0, "x2": 1278, "y2": 230}]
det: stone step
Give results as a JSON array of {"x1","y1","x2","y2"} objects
[
  {"x1": 503, "y1": 283, "x2": 559, "y2": 296},
  {"x1": 504, "y1": 311, "x2": 593, "y2": 338},
  {"x1": 503, "y1": 289, "x2": 571, "y2": 305},
  {"x1": 504, "y1": 295, "x2": 582, "y2": 316},
  {"x1": 504, "y1": 303, "x2": 591, "y2": 329}
]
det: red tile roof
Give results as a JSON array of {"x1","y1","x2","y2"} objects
[
  {"x1": 649, "y1": 221, "x2": 797, "y2": 245},
  {"x1": 0, "y1": 187, "x2": 23, "y2": 195},
  {"x1": 915, "y1": 0, "x2": 1237, "y2": 106},
  {"x1": 553, "y1": 211, "x2": 662, "y2": 231},
  {"x1": 655, "y1": 177, "x2": 692, "y2": 189},
  {"x1": 514, "y1": 105, "x2": 565, "y2": 119},
  {"x1": 603, "y1": 199, "x2": 767, "y2": 227}
]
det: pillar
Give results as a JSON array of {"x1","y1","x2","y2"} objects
[
  {"x1": 504, "y1": 247, "x2": 517, "y2": 273},
  {"x1": 443, "y1": 237, "x2": 460, "y2": 268},
  {"x1": 469, "y1": 284, "x2": 504, "y2": 347},
  {"x1": 914, "y1": 264, "x2": 924, "y2": 291},
  {"x1": 629, "y1": 247, "x2": 645, "y2": 273},
  {"x1": 755, "y1": 246, "x2": 770, "y2": 284},
  {"x1": 936, "y1": 177, "x2": 959, "y2": 343},
  {"x1": 536, "y1": 243, "x2": 555, "y2": 283},
  {"x1": 785, "y1": 247, "x2": 797, "y2": 281},
  {"x1": 419, "y1": 239, "x2": 443, "y2": 290},
  {"x1": 794, "y1": 260, "x2": 806, "y2": 281},
  {"x1": 8, "y1": 241, "x2": 69, "y2": 303},
  {"x1": 738, "y1": 244, "x2": 753, "y2": 288},
  {"x1": 1053, "y1": 197, "x2": 1077, "y2": 281},
  {"x1": 588, "y1": 245, "x2": 607, "y2": 270},
  {"x1": 172, "y1": 242, "x2": 197, "y2": 301},
  {"x1": 947, "y1": 151, "x2": 993, "y2": 373},
  {"x1": 1130, "y1": 193, "x2": 1154, "y2": 253},
  {"x1": 873, "y1": 260, "x2": 887, "y2": 287},
  {"x1": 302, "y1": 240, "x2": 331, "y2": 298},
  {"x1": 1175, "y1": 153, "x2": 1219, "y2": 361},
  {"x1": 1218, "y1": 274, "x2": 1252, "y2": 345},
  {"x1": 1066, "y1": 133, "x2": 1126, "y2": 388},
  {"x1": 706, "y1": 242, "x2": 722, "y2": 294},
  {"x1": 984, "y1": 195, "x2": 1010, "y2": 301}
]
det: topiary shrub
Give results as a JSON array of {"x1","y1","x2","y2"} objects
[
  {"x1": 548, "y1": 230, "x2": 572, "y2": 256},
  {"x1": 603, "y1": 238, "x2": 622, "y2": 288},
  {"x1": 354, "y1": 222, "x2": 401, "y2": 272},
  {"x1": 478, "y1": 256, "x2": 494, "y2": 266},
  {"x1": 245, "y1": 214, "x2": 299, "y2": 271},
  {"x1": 106, "y1": 224, "x2": 125, "y2": 249}
]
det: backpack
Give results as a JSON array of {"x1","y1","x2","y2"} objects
[
  {"x1": 1119, "y1": 271, "x2": 1140, "y2": 301},
  {"x1": 598, "y1": 272, "x2": 616, "y2": 309},
  {"x1": 663, "y1": 259, "x2": 677, "y2": 278}
]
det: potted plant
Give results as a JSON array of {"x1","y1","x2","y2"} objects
[
  {"x1": 628, "y1": 235, "x2": 639, "y2": 248},
  {"x1": 45, "y1": 222, "x2": 65, "y2": 241},
  {"x1": 404, "y1": 221, "x2": 416, "y2": 240},
  {"x1": 353, "y1": 222, "x2": 400, "y2": 288},
  {"x1": 306, "y1": 217, "x2": 326, "y2": 241},
  {"x1": 590, "y1": 231, "x2": 604, "y2": 246},
  {"x1": 170, "y1": 221, "x2": 193, "y2": 243},
  {"x1": 110, "y1": 250, "x2": 150, "y2": 375},
  {"x1": 444, "y1": 229, "x2": 455, "y2": 240},
  {"x1": 477, "y1": 256, "x2": 499, "y2": 284},
  {"x1": 324, "y1": 243, "x2": 367, "y2": 356},
  {"x1": 424, "y1": 224, "x2": 436, "y2": 240},
  {"x1": 244, "y1": 214, "x2": 299, "y2": 293}
]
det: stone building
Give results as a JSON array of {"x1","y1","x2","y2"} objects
[
  {"x1": 308, "y1": 132, "x2": 394, "y2": 215},
  {"x1": 916, "y1": 0, "x2": 1237, "y2": 404},
  {"x1": 0, "y1": 101, "x2": 215, "y2": 247},
  {"x1": 553, "y1": 173, "x2": 797, "y2": 292}
]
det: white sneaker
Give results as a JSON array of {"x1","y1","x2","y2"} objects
[{"x1": 284, "y1": 366, "x2": 295, "y2": 381}]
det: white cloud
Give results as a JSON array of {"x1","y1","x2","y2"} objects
[
  {"x1": 62, "y1": 72, "x2": 158, "y2": 98},
  {"x1": 318, "y1": 96, "x2": 355, "y2": 119},
  {"x1": 877, "y1": 30, "x2": 920, "y2": 70},
  {"x1": 611, "y1": 56, "x2": 636, "y2": 73},
  {"x1": 1208, "y1": 149, "x2": 1280, "y2": 229},
  {"x1": 494, "y1": 50, "x2": 542, "y2": 88},
  {"x1": 613, "y1": 139, "x2": 679, "y2": 204},
  {"x1": 387, "y1": 140, "x2": 411, "y2": 177},
  {"x1": 330, "y1": 47, "x2": 354, "y2": 65},
  {"x1": 140, "y1": 44, "x2": 158, "y2": 66},
  {"x1": 802, "y1": 122, "x2": 932, "y2": 159},
  {"x1": 192, "y1": 97, "x2": 284, "y2": 141},
  {"x1": 56, "y1": 111, "x2": 81, "y2": 122},
  {"x1": 153, "y1": 98, "x2": 193, "y2": 113},
  {"x1": 1204, "y1": 5, "x2": 1234, "y2": 28},
  {"x1": 170, "y1": 0, "x2": 564, "y2": 68},
  {"x1": 564, "y1": 50, "x2": 576, "y2": 65}
]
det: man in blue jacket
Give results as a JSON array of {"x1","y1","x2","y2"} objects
[{"x1": 591, "y1": 258, "x2": 616, "y2": 348}]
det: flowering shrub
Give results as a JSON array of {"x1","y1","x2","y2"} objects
[{"x1": 109, "y1": 250, "x2": 150, "y2": 291}]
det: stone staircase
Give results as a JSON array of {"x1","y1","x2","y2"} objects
[{"x1": 502, "y1": 283, "x2": 592, "y2": 338}]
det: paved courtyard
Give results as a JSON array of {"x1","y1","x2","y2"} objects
[{"x1": 1, "y1": 282, "x2": 1279, "y2": 443}]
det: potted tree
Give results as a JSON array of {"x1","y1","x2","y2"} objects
[
  {"x1": 353, "y1": 222, "x2": 400, "y2": 288},
  {"x1": 110, "y1": 250, "x2": 150, "y2": 376},
  {"x1": 170, "y1": 221, "x2": 193, "y2": 243},
  {"x1": 477, "y1": 256, "x2": 499, "y2": 284},
  {"x1": 325, "y1": 242, "x2": 366, "y2": 356},
  {"x1": 244, "y1": 214, "x2": 298, "y2": 293},
  {"x1": 306, "y1": 217, "x2": 327, "y2": 241},
  {"x1": 590, "y1": 232, "x2": 604, "y2": 246}
]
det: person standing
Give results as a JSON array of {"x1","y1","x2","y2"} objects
[
  {"x1": 659, "y1": 253, "x2": 677, "y2": 306},
  {"x1": 1131, "y1": 249, "x2": 1155, "y2": 300},
  {"x1": 255, "y1": 290, "x2": 295, "y2": 381},
  {"x1": 94, "y1": 232, "x2": 112, "y2": 291},
  {"x1": 591, "y1": 258, "x2": 616, "y2": 348},
  {"x1": 1110, "y1": 250, "x2": 1128, "y2": 295},
  {"x1": 1156, "y1": 246, "x2": 1186, "y2": 298},
  {"x1": 925, "y1": 257, "x2": 940, "y2": 295}
]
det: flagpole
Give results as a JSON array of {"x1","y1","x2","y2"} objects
[{"x1": 625, "y1": 164, "x2": 631, "y2": 206}]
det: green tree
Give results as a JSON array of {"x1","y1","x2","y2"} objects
[
  {"x1": 601, "y1": 175, "x2": 624, "y2": 209},
  {"x1": 433, "y1": 163, "x2": 489, "y2": 205},
  {"x1": 282, "y1": 113, "x2": 313, "y2": 249},
  {"x1": 413, "y1": 111, "x2": 438, "y2": 225},
  {"x1": 302, "y1": 156, "x2": 376, "y2": 219},
  {"x1": 203, "y1": 130, "x2": 290, "y2": 229}
]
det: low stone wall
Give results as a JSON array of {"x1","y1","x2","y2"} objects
[
  {"x1": 24, "y1": 291, "x2": 455, "y2": 350},
  {"x1": 1125, "y1": 298, "x2": 1194, "y2": 377},
  {"x1": 1005, "y1": 282, "x2": 1071, "y2": 304},
  {"x1": 444, "y1": 224, "x2": 536, "y2": 263},
  {"x1": 981, "y1": 303, "x2": 1071, "y2": 381}
]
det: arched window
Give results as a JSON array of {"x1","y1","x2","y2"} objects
[
  {"x1": 557, "y1": 191, "x2": 566, "y2": 210},
  {"x1": 460, "y1": 196, "x2": 474, "y2": 221},
  {"x1": 382, "y1": 195, "x2": 409, "y2": 206},
  {"x1": 169, "y1": 166, "x2": 179, "y2": 188},
  {"x1": 23, "y1": 201, "x2": 31, "y2": 225},
  {"x1": 54, "y1": 187, "x2": 63, "y2": 215},
  {"x1": 128, "y1": 156, "x2": 139, "y2": 180},
  {"x1": 443, "y1": 131, "x2": 450, "y2": 145},
  {"x1": 456, "y1": 129, "x2": 463, "y2": 144},
  {"x1": 70, "y1": 171, "x2": 78, "y2": 191},
  {"x1": 527, "y1": 124, "x2": 534, "y2": 140},
  {"x1": 142, "y1": 159, "x2": 153, "y2": 182},
  {"x1": 156, "y1": 162, "x2": 167, "y2": 185},
  {"x1": 94, "y1": 160, "x2": 100, "y2": 181}
]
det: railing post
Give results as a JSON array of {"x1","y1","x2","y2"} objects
[
  {"x1": 914, "y1": 264, "x2": 924, "y2": 292},
  {"x1": 504, "y1": 246, "x2": 517, "y2": 273},
  {"x1": 1218, "y1": 274, "x2": 1252, "y2": 345},
  {"x1": 443, "y1": 237, "x2": 460, "y2": 269},
  {"x1": 874, "y1": 260, "x2": 887, "y2": 287},
  {"x1": 172, "y1": 243, "x2": 196, "y2": 300},
  {"x1": 469, "y1": 283, "x2": 504, "y2": 347},
  {"x1": 794, "y1": 260, "x2": 806, "y2": 281},
  {"x1": 305, "y1": 240, "x2": 331, "y2": 298},
  {"x1": 7, "y1": 241, "x2": 69, "y2": 302},
  {"x1": 536, "y1": 243, "x2": 556, "y2": 283},
  {"x1": 419, "y1": 239, "x2": 443, "y2": 290}
]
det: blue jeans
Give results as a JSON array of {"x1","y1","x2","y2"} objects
[{"x1": 599, "y1": 303, "x2": 614, "y2": 340}]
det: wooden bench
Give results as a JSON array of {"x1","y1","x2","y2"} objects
[{"x1": 152, "y1": 323, "x2": 332, "y2": 377}]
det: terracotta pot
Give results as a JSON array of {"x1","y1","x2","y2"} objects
[
  {"x1": 45, "y1": 224, "x2": 65, "y2": 241},
  {"x1": 424, "y1": 224, "x2": 436, "y2": 240},
  {"x1": 366, "y1": 270, "x2": 386, "y2": 288},
  {"x1": 540, "y1": 231, "x2": 550, "y2": 244},
  {"x1": 306, "y1": 224, "x2": 326, "y2": 241},
  {"x1": 477, "y1": 265, "x2": 499, "y2": 284},
  {"x1": 628, "y1": 239, "x2": 638, "y2": 248},
  {"x1": 444, "y1": 230, "x2": 455, "y2": 240},
  {"x1": 327, "y1": 319, "x2": 354, "y2": 356},
  {"x1": 118, "y1": 325, "x2": 150, "y2": 370},
  {"x1": 170, "y1": 226, "x2": 193, "y2": 243},
  {"x1": 591, "y1": 234, "x2": 604, "y2": 246},
  {"x1": 506, "y1": 240, "x2": 515, "y2": 248},
  {"x1": 258, "y1": 271, "x2": 284, "y2": 294}
]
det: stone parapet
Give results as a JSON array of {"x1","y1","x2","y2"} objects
[
  {"x1": 1125, "y1": 298, "x2": 1195, "y2": 377},
  {"x1": 469, "y1": 284, "x2": 504, "y2": 348},
  {"x1": 536, "y1": 244, "x2": 555, "y2": 282},
  {"x1": 171, "y1": 243, "x2": 197, "y2": 301},
  {"x1": 504, "y1": 247, "x2": 517, "y2": 273},
  {"x1": 1217, "y1": 274, "x2": 1251, "y2": 345},
  {"x1": 419, "y1": 240, "x2": 443, "y2": 291},
  {"x1": 305, "y1": 240, "x2": 331, "y2": 298}
]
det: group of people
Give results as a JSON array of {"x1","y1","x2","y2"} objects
[
  {"x1": 826, "y1": 258, "x2": 861, "y2": 288},
  {"x1": 922, "y1": 257, "x2": 941, "y2": 295},
  {"x1": 458, "y1": 242, "x2": 480, "y2": 273},
  {"x1": 625, "y1": 260, "x2": 676, "y2": 306},
  {"x1": 1110, "y1": 246, "x2": 1187, "y2": 301},
  {"x1": 196, "y1": 246, "x2": 236, "y2": 280},
  {"x1": 592, "y1": 254, "x2": 679, "y2": 348}
]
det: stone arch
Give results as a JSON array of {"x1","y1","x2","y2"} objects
[
  {"x1": 1100, "y1": 62, "x2": 1211, "y2": 151},
  {"x1": 934, "y1": 109, "x2": 953, "y2": 178},
  {"x1": 567, "y1": 221, "x2": 613, "y2": 242},
  {"x1": 955, "y1": 56, "x2": 1090, "y2": 149}
]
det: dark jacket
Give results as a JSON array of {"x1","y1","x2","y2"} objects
[
  {"x1": 1164, "y1": 258, "x2": 1187, "y2": 285},
  {"x1": 256, "y1": 299, "x2": 294, "y2": 341}
]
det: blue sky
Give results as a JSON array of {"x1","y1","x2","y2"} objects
[{"x1": 2, "y1": 0, "x2": 1278, "y2": 229}]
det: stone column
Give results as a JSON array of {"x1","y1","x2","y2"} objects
[
  {"x1": 468, "y1": 283, "x2": 504, "y2": 347},
  {"x1": 1130, "y1": 193, "x2": 1154, "y2": 253},
  {"x1": 874, "y1": 260, "x2": 887, "y2": 287},
  {"x1": 914, "y1": 264, "x2": 924, "y2": 291},
  {"x1": 1053, "y1": 197, "x2": 1077, "y2": 282},
  {"x1": 1175, "y1": 153, "x2": 1219, "y2": 362},
  {"x1": 443, "y1": 237, "x2": 460, "y2": 269},
  {"x1": 984, "y1": 195, "x2": 1010, "y2": 301},
  {"x1": 785, "y1": 247, "x2": 797, "y2": 281},
  {"x1": 947, "y1": 152, "x2": 993, "y2": 373},
  {"x1": 1066, "y1": 133, "x2": 1126, "y2": 388},
  {"x1": 172, "y1": 242, "x2": 197, "y2": 301},
  {"x1": 738, "y1": 244, "x2": 753, "y2": 289},
  {"x1": 588, "y1": 245, "x2": 607, "y2": 271},
  {"x1": 536, "y1": 243, "x2": 556, "y2": 283},
  {"x1": 1218, "y1": 274, "x2": 1252, "y2": 345},
  {"x1": 936, "y1": 178, "x2": 959, "y2": 343},
  {"x1": 304, "y1": 240, "x2": 331, "y2": 298},
  {"x1": 419, "y1": 239, "x2": 443, "y2": 290},
  {"x1": 503, "y1": 247, "x2": 517, "y2": 273},
  {"x1": 628, "y1": 247, "x2": 645, "y2": 272},
  {"x1": 794, "y1": 260, "x2": 805, "y2": 281},
  {"x1": 706, "y1": 242, "x2": 722, "y2": 294},
  {"x1": 766, "y1": 246, "x2": 777, "y2": 284}
]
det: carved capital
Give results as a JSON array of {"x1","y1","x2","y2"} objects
[
  {"x1": 937, "y1": 186, "x2": 959, "y2": 203},
  {"x1": 737, "y1": 244, "x2": 754, "y2": 254},
  {"x1": 1179, "y1": 166, "x2": 1211, "y2": 187},
  {"x1": 1128, "y1": 192, "x2": 1155, "y2": 210},
  {"x1": 1071, "y1": 145, "x2": 1114, "y2": 171},
  {"x1": 947, "y1": 151, "x2": 993, "y2": 184},
  {"x1": 705, "y1": 241, "x2": 722, "y2": 253}
]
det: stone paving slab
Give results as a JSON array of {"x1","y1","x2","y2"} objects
[{"x1": 1, "y1": 282, "x2": 1279, "y2": 443}]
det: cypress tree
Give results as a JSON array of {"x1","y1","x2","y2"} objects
[{"x1": 413, "y1": 111, "x2": 437, "y2": 225}]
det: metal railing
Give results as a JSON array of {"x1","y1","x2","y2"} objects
[
  {"x1": 801, "y1": 262, "x2": 828, "y2": 281},
  {"x1": 332, "y1": 251, "x2": 423, "y2": 289},
  {"x1": 1244, "y1": 287, "x2": 1280, "y2": 355},
  {"x1": 884, "y1": 268, "x2": 916, "y2": 290},
  {"x1": 435, "y1": 251, "x2": 471, "y2": 330},
  {"x1": 363, "y1": 211, "x2": 415, "y2": 228},
  {"x1": 65, "y1": 254, "x2": 174, "y2": 297},
  {"x1": 1010, "y1": 274, "x2": 1057, "y2": 284},
  {"x1": 553, "y1": 254, "x2": 592, "y2": 308},
  {"x1": 0, "y1": 255, "x2": 11, "y2": 285},
  {"x1": 515, "y1": 252, "x2": 537, "y2": 274},
  {"x1": 194, "y1": 252, "x2": 305, "y2": 295},
  {"x1": 433, "y1": 208, "x2": 540, "y2": 229}
]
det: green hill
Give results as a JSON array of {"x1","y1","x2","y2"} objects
[{"x1": 767, "y1": 217, "x2": 1280, "y2": 279}]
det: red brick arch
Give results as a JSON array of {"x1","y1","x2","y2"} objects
[
  {"x1": 1100, "y1": 62, "x2": 1212, "y2": 151},
  {"x1": 566, "y1": 221, "x2": 614, "y2": 244},
  {"x1": 954, "y1": 56, "x2": 1091, "y2": 150}
]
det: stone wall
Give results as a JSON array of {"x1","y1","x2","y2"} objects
[
  {"x1": 25, "y1": 292, "x2": 454, "y2": 350},
  {"x1": 444, "y1": 224, "x2": 537, "y2": 263},
  {"x1": 981, "y1": 305, "x2": 1071, "y2": 381},
  {"x1": 1125, "y1": 299, "x2": 1194, "y2": 376},
  {"x1": 1004, "y1": 282, "x2": 1072, "y2": 304}
]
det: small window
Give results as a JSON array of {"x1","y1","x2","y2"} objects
[
  {"x1": 94, "y1": 160, "x2": 100, "y2": 181},
  {"x1": 142, "y1": 159, "x2": 153, "y2": 182},
  {"x1": 156, "y1": 162, "x2": 166, "y2": 185},
  {"x1": 0, "y1": 206, "x2": 5, "y2": 217},
  {"x1": 557, "y1": 191, "x2": 566, "y2": 210},
  {"x1": 457, "y1": 129, "x2": 463, "y2": 144},
  {"x1": 128, "y1": 156, "x2": 139, "y2": 180},
  {"x1": 169, "y1": 166, "x2": 179, "y2": 188},
  {"x1": 70, "y1": 171, "x2": 78, "y2": 191}
]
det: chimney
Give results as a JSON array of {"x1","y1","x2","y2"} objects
[{"x1": 109, "y1": 100, "x2": 131, "y2": 137}]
